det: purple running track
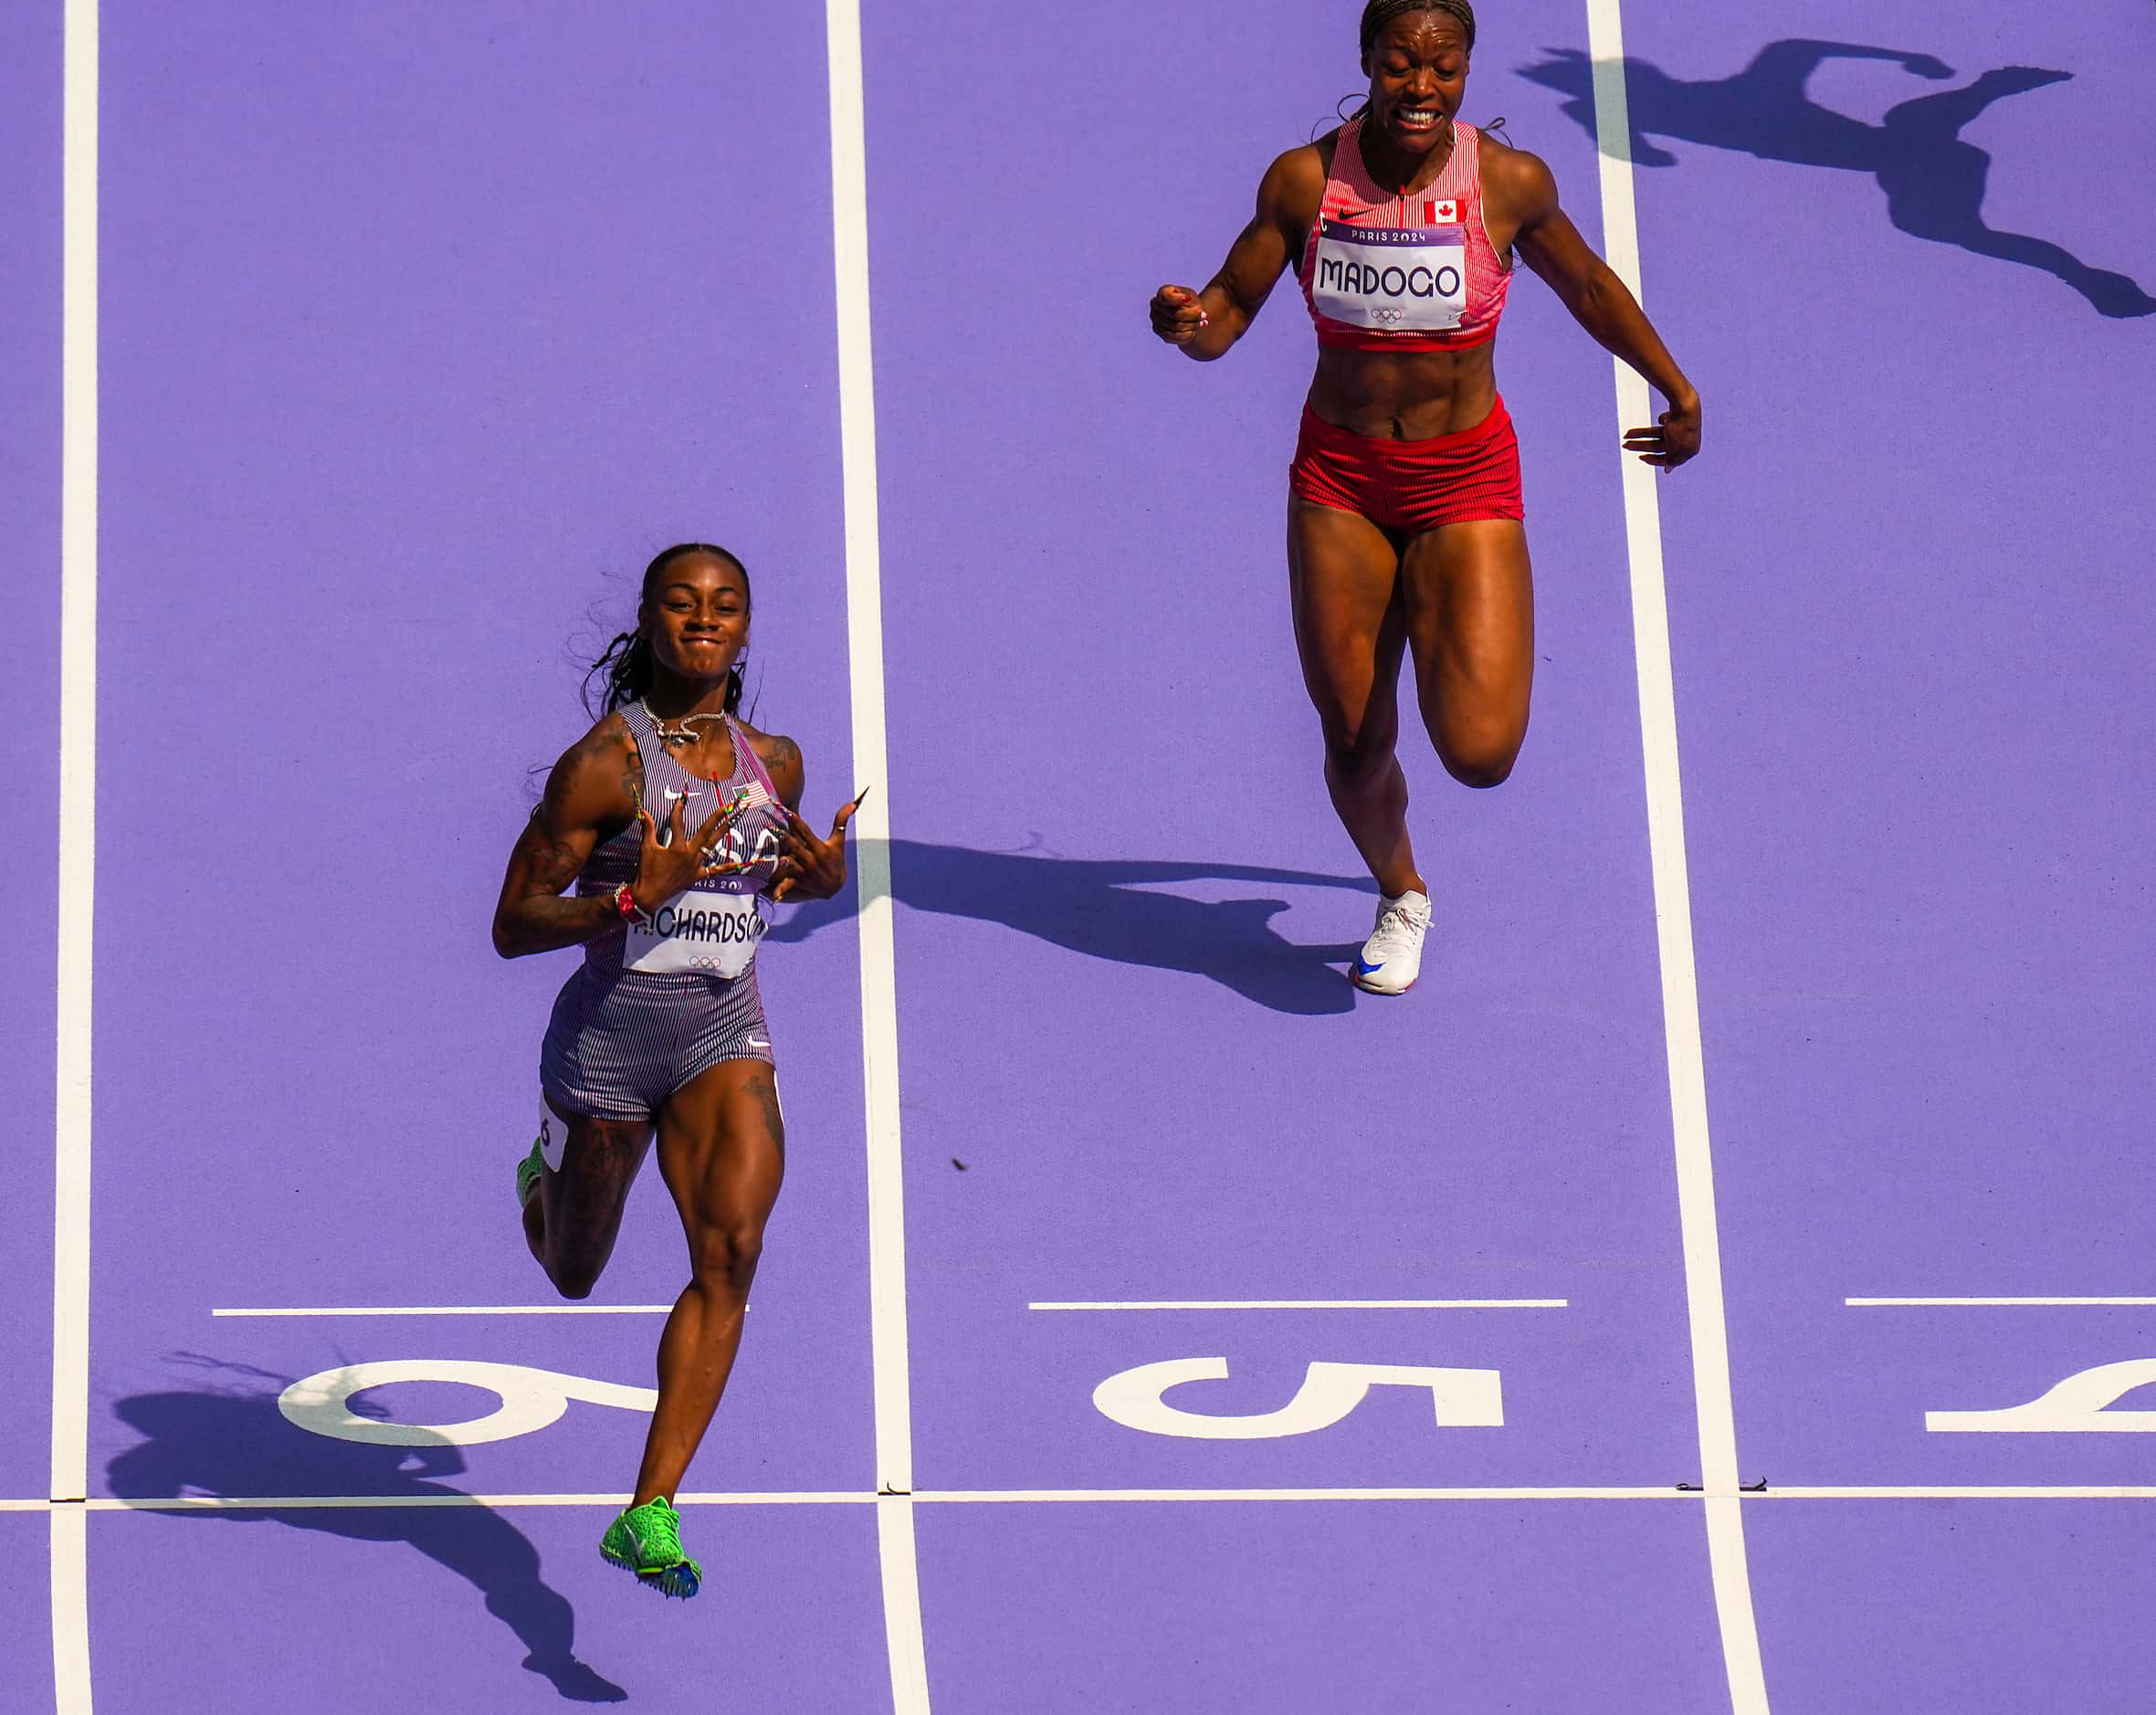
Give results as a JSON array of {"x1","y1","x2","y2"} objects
[
  {"x1": 1, "y1": 1515, "x2": 58, "y2": 1712},
  {"x1": 858, "y1": 0, "x2": 1715, "y2": 1702},
  {"x1": 15, "y1": 0, "x2": 2156, "y2": 1710},
  {"x1": 82, "y1": 4, "x2": 878, "y2": 1708},
  {"x1": 1616, "y1": 1, "x2": 2156, "y2": 1701},
  {"x1": 2, "y1": 2, "x2": 64, "y2": 1504}
]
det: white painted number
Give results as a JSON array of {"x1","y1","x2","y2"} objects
[
  {"x1": 538, "y1": 1092, "x2": 567, "y2": 1173},
  {"x1": 1092, "y1": 1356, "x2": 1503, "y2": 1440},
  {"x1": 279, "y1": 1360, "x2": 657, "y2": 1447},
  {"x1": 1929, "y1": 1358, "x2": 2156, "y2": 1434}
]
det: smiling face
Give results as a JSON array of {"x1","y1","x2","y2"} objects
[
  {"x1": 1362, "y1": 9, "x2": 1470, "y2": 160},
  {"x1": 639, "y1": 551, "x2": 752, "y2": 689}
]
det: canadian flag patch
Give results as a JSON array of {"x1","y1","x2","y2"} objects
[{"x1": 1425, "y1": 198, "x2": 1461, "y2": 225}]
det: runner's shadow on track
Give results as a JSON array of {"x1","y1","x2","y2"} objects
[
  {"x1": 106, "y1": 1382, "x2": 626, "y2": 1704},
  {"x1": 769, "y1": 838, "x2": 1372, "y2": 1015},
  {"x1": 1518, "y1": 41, "x2": 2156, "y2": 318}
]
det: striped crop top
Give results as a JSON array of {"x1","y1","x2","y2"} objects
[
  {"x1": 1299, "y1": 119, "x2": 1511, "y2": 352},
  {"x1": 575, "y1": 700, "x2": 789, "y2": 981}
]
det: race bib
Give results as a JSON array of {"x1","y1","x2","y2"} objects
[
  {"x1": 625, "y1": 887, "x2": 766, "y2": 979},
  {"x1": 1310, "y1": 217, "x2": 1467, "y2": 331}
]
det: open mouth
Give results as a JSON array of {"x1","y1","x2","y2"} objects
[{"x1": 1394, "y1": 108, "x2": 1442, "y2": 132}]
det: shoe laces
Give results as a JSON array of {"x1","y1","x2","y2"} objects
[
  {"x1": 628, "y1": 1499, "x2": 683, "y2": 1559},
  {"x1": 1371, "y1": 894, "x2": 1430, "y2": 942}
]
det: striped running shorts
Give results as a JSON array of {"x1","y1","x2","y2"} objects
[{"x1": 540, "y1": 963, "x2": 773, "y2": 1121}]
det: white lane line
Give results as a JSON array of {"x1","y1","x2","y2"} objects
[
  {"x1": 51, "y1": 1507, "x2": 89, "y2": 1700},
  {"x1": 877, "y1": 1495, "x2": 931, "y2": 1699},
  {"x1": 212, "y1": 1304, "x2": 679, "y2": 1317},
  {"x1": 824, "y1": 3, "x2": 929, "y2": 1709},
  {"x1": 1847, "y1": 1297, "x2": 2156, "y2": 1308},
  {"x1": 1583, "y1": 5, "x2": 1767, "y2": 1710},
  {"x1": 52, "y1": 3, "x2": 98, "y2": 1711},
  {"x1": 1028, "y1": 1299, "x2": 1568, "y2": 1311}
]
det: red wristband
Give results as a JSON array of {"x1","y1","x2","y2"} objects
[{"x1": 613, "y1": 882, "x2": 640, "y2": 922}]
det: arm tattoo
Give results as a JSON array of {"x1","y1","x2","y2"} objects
[
  {"x1": 525, "y1": 831, "x2": 584, "y2": 893},
  {"x1": 562, "y1": 721, "x2": 616, "y2": 773},
  {"x1": 620, "y1": 730, "x2": 646, "y2": 815},
  {"x1": 493, "y1": 719, "x2": 630, "y2": 958},
  {"x1": 762, "y1": 735, "x2": 804, "y2": 810}
]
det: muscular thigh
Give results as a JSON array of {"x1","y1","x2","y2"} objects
[
  {"x1": 1399, "y1": 518, "x2": 1535, "y2": 763},
  {"x1": 1287, "y1": 498, "x2": 1409, "y2": 753},
  {"x1": 656, "y1": 1057, "x2": 785, "y2": 1236},
  {"x1": 541, "y1": 1101, "x2": 653, "y2": 1255}
]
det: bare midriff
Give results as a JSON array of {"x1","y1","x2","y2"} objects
[{"x1": 1309, "y1": 338, "x2": 1499, "y2": 441}]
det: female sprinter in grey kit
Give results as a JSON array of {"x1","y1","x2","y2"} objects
[{"x1": 492, "y1": 542, "x2": 861, "y2": 1598}]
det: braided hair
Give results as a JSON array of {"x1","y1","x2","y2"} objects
[
  {"x1": 1342, "y1": 1, "x2": 1478, "y2": 125},
  {"x1": 1360, "y1": 0, "x2": 1476, "y2": 61},
  {"x1": 583, "y1": 542, "x2": 752, "y2": 719}
]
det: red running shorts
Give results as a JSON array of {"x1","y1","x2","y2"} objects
[{"x1": 1288, "y1": 395, "x2": 1525, "y2": 532}]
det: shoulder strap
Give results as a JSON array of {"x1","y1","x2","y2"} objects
[
  {"x1": 1330, "y1": 119, "x2": 1368, "y2": 201},
  {"x1": 615, "y1": 699, "x2": 679, "y2": 807}
]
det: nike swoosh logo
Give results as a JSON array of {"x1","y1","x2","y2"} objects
[
  {"x1": 663, "y1": 786, "x2": 700, "y2": 801},
  {"x1": 626, "y1": 1524, "x2": 647, "y2": 1559},
  {"x1": 1353, "y1": 957, "x2": 1383, "y2": 976}
]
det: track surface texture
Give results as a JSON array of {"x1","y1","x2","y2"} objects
[{"x1": 13, "y1": 2, "x2": 2155, "y2": 1710}]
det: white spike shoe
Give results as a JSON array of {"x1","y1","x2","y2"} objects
[{"x1": 1351, "y1": 889, "x2": 1431, "y2": 995}]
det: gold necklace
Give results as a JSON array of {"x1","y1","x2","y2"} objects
[{"x1": 641, "y1": 700, "x2": 728, "y2": 748}]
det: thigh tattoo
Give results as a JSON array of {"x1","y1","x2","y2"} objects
[
  {"x1": 565, "y1": 1117, "x2": 649, "y2": 1202},
  {"x1": 742, "y1": 1068, "x2": 786, "y2": 1160}
]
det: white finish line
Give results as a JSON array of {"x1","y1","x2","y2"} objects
[{"x1": 15, "y1": 1485, "x2": 2156, "y2": 1515}]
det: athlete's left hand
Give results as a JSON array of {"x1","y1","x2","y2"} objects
[
  {"x1": 768, "y1": 792, "x2": 867, "y2": 902},
  {"x1": 1624, "y1": 393, "x2": 1701, "y2": 470}
]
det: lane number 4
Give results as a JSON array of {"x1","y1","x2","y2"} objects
[{"x1": 1930, "y1": 1357, "x2": 2156, "y2": 1434}]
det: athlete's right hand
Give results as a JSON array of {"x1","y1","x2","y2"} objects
[
  {"x1": 629, "y1": 795, "x2": 735, "y2": 914},
  {"x1": 1150, "y1": 284, "x2": 1210, "y2": 345}
]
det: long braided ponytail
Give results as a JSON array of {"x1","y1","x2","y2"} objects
[{"x1": 582, "y1": 542, "x2": 752, "y2": 719}]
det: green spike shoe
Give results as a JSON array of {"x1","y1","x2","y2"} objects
[
  {"x1": 600, "y1": 1498, "x2": 702, "y2": 1600},
  {"x1": 516, "y1": 1137, "x2": 546, "y2": 1210}
]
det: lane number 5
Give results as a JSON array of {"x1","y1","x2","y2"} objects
[{"x1": 1092, "y1": 1357, "x2": 1503, "y2": 1440}]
